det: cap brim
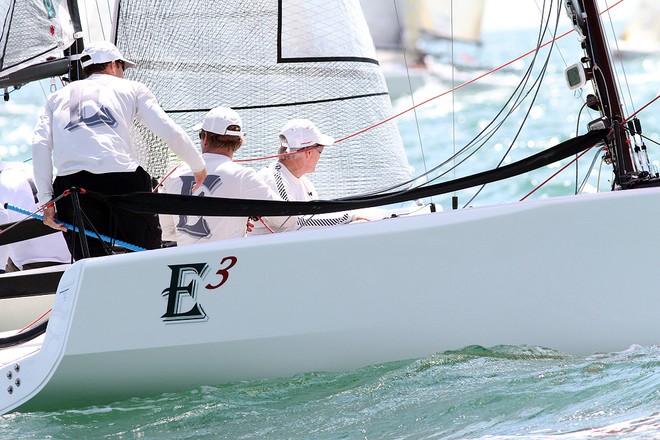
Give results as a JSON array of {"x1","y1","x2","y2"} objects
[
  {"x1": 122, "y1": 58, "x2": 136, "y2": 69},
  {"x1": 317, "y1": 134, "x2": 335, "y2": 146},
  {"x1": 193, "y1": 122, "x2": 203, "y2": 131}
]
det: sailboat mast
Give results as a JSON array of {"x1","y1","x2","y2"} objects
[
  {"x1": 577, "y1": 0, "x2": 634, "y2": 185},
  {"x1": 0, "y1": 0, "x2": 84, "y2": 91},
  {"x1": 65, "y1": 0, "x2": 85, "y2": 82}
]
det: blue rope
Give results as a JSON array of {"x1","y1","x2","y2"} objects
[{"x1": 5, "y1": 203, "x2": 146, "y2": 252}]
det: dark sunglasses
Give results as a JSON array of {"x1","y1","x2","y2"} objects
[{"x1": 299, "y1": 144, "x2": 324, "y2": 154}]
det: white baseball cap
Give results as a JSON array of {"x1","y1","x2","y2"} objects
[
  {"x1": 279, "y1": 119, "x2": 334, "y2": 153},
  {"x1": 80, "y1": 41, "x2": 136, "y2": 69},
  {"x1": 193, "y1": 106, "x2": 244, "y2": 137}
]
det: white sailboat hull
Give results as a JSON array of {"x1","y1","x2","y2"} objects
[
  {"x1": 2, "y1": 188, "x2": 659, "y2": 413},
  {"x1": 0, "y1": 296, "x2": 54, "y2": 333}
]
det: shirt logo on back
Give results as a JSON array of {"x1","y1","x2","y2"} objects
[
  {"x1": 65, "y1": 103, "x2": 118, "y2": 131},
  {"x1": 64, "y1": 87, "x2": 119, "y2": 131},
  {"x1": 175, "y1": 175, "x2": 223, "y2": 238}
]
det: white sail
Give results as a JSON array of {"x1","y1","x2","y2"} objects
[
  {"x1": 617, "y1": 0, "x2": 660, "y2": 55},
  {"x1": 360, "y1": 0, "x2": 484, "y2": 52},
  {"x1": 114, "y1": 0, "x2": 411, "y2": 199},
  {"x1": 419, "y1": 0, "x2": 484, "y2": 44},
  {"x1": 0, "y1": 0, "x2": 75, "y2": 77},
  {"x1": 359, "y1": 0, "x2": 406, "y2": 50}
]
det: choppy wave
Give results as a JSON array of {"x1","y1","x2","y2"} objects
[{"x1": 2, "y1": 344, "x2": 658, "y2": 439}]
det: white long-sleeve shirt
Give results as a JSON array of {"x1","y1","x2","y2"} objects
[
  {"x1": 32, "y1": 73, "x2": 205, "y2": 204},
  {"x1": 160, "y1": 153, "x2": 289, "y2": 245},
  {"x1": 250, "y1": 161, "x2": 356, "y2": 235},
  {"x1": 0, "y1": 162, "x2": 71, "y2": 269}
]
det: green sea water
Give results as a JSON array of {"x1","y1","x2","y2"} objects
[
  {"x1": 2, "y1": 345, "x2": 659, "y2": 439},
  {"x1": 2, "y1": 17, "x2": 660, "y2": 439}
]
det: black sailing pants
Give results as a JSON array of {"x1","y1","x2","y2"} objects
[{"x1": 53, "y1": 167, "x2": 161, "y2": 260}]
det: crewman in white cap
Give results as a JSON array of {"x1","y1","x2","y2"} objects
[
  {"x1": 32, "y1": 41, "x2": 206, "y2": 259},
  {"x1": 160, "y1": 106, "x2": 292, "y2": 244},
  {"x1": 250, "y1": 119, "x2": 367, "y2": 235}
]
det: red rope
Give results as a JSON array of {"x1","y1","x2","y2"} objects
[
  {"x1": 623, "y1": 94, "x2": 660, "y2": 124},
  {"x1": 519, "y1": 147, "x2": 596, "y2": 201},
  {"x1": 154, "y1": 163, "x2": 181, "y2": 192},
  {"x1": 19, "y1": 308, "x2": 52, "y2": 333}
]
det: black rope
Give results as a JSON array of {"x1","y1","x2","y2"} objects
[
  {"x1": 0, "y1": 321, "x2": 48, "y2": 349},
  {"x1": 95, "y1": 130, "x2": 607, "y2": 218}
]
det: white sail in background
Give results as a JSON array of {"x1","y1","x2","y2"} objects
[
  {"x1": 617, "y1": 0, "x2": 660, "y2": 56},
  {"x1": 115, "y1": 0, "x2": 410, "y2": 199},
  {"x1": 359, "y1": 0, "x2": 406, "y2": 50},
  {"x1": 0, "y1": 0, "x2": 75, "y2": 76},
  {"x1": 418, "y1": 0, "x2": 484, "y2": 44},
  {"x1": 360, "y1": 0, "x2": 484, "y2": 53}
]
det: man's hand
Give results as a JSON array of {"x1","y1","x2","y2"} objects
[
  {"x1": 192, "y1": 168, "x2": 208, "y2": 192},
  {"x1": 43, "y1": 205, "x2": 68, "y2": 232},
  {"x1": 245, "y1": 217, "x2": 259, "y2": 232}
]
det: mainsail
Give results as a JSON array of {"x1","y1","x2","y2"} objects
[
  {"x1": 0, "y1": 0, "x2": 76, "y2": 79},
  {"x1": 114, "y1": 0, "x2": 411, "y2": 199}
]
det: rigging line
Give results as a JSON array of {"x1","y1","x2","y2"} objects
[
  {"x1": 622, "y1": 93, "x2": 660, "y2": 123},
  {"x1": 371, "y1": 0, "x2": 565, "y2": 200},
  {"x1": 515, "y1": 59, "x2": 660, "y2": 199},
  {"x1": 531, "y1": 0, "x2": 571, "y2": 68},
  {"x1": 392, "y1": 0, "x2": 429, "y2": 187},
  {"x1": 423, "y1": 59, "x2": 547, "y2": 188},
  {"x1": 520, "y1": 146, "x2": 595, "y2": 201},
  {"x1": 575, "y1": 101, "x2": 589, "y2": 194},
  {"x1": 85, "y1": 0, "x2": 108, "y2": 41},
  {"x1": 640, "y1": 133, "x2": 660, "y2": 148},
  {"x1": 578, "y1": 146, "x2": 606, "y2": 193},
  {"x1": 463, "y1": 0, "x2": 561, "y2": 206},
  {"x1": 602, "y1": 0, "x2": 635, "y2": 116},
  {"x1": 336, "y1": 0, "x2": 627, "y2": 146},
  {"x1": 153, "y1": 163, "x2": 182, "y2": 191},
  {"x1": 392, "y1": 0, "x2": 428, "y2": 190},
  {"x1": 597, "y1": 151, "x2": 608, "y2": 192},
  {"x1": 450, "y1": 0, "x2": 456, "y2": 199},
  {"x1": 235, "y1": 144, "x2": 325, "y2": 163},
  {"x1": 365, "y1": 20, "x2": 554, "y2": 195},
  {"x1": 354, "y1": 33, "x2": 546, "y2": 197},
  {"x1": 335, "y1": 33, "x2": 571, "y2": 145}
]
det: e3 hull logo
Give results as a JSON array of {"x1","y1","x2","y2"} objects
[{"x1": 161, "y1": 256, "x2": 237, "y2": 323}]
